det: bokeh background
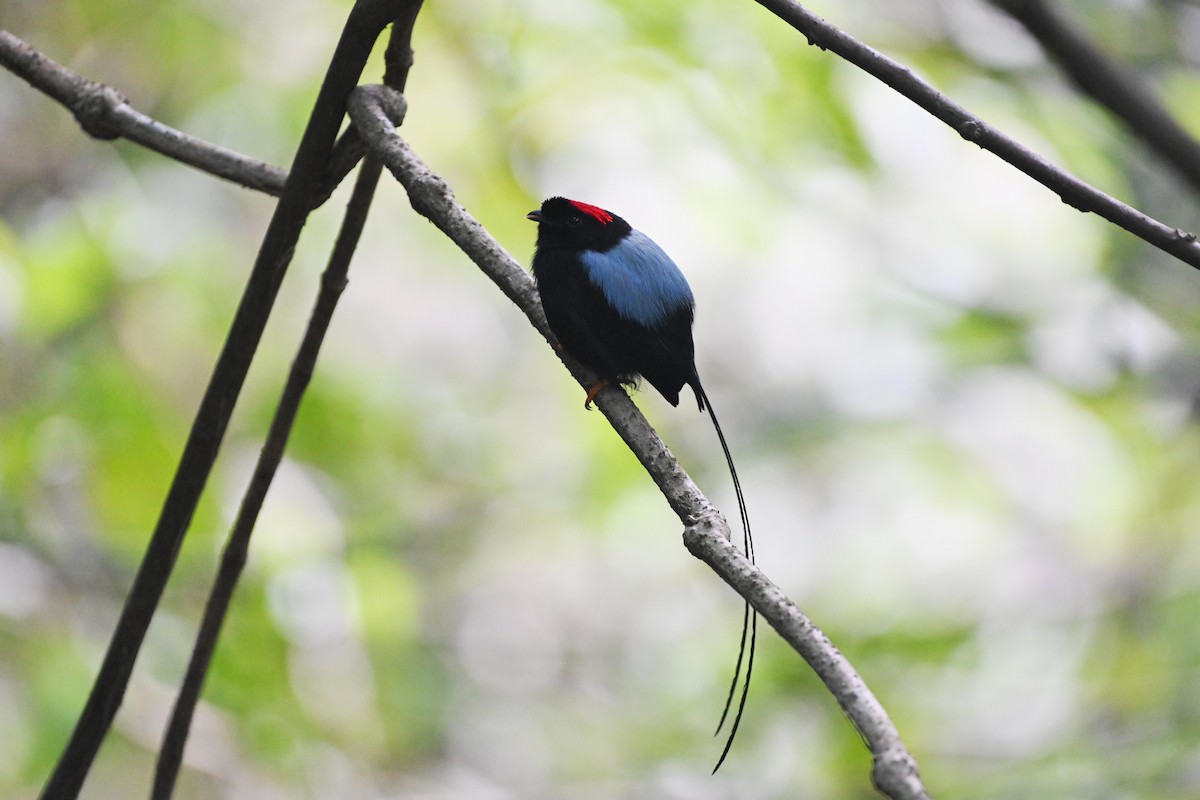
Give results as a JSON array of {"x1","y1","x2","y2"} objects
[{"x1": 4, "y1": 0, "x2": 1200, "y2": 797}]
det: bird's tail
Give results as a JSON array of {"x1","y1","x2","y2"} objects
[{"x1": 694, "y1": 381, "x2": 756, "y2": 774}]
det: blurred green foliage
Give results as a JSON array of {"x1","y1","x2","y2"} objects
[{"x1": 4, "y1": 0, "x2": 1200, "y2": 797}]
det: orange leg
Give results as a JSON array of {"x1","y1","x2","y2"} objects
[{"x1": 584, "y1": 379, "x2": 610, "y2": 410}]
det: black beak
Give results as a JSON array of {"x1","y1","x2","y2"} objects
[{"x1": 526, "y1": 209, "x2": 542, "y2": 222}]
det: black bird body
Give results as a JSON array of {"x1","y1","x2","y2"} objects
[
  {"x1": 528, "y1": 196, "x2": 754, "y2": 771},
  {"x1": 529, "y1": 197, "x2": 703, "y2": 408}
]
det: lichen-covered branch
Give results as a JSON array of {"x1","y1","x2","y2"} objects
[{"x1": 348, "y1": 83, "x2": 932, "y2": 800}]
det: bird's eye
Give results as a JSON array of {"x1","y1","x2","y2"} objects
[{"x1": 568, "y1": 215, "x2": 582, "y2": 226}]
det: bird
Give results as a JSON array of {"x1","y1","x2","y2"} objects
[{"x1": 527, "y1": 196, "x2": 755, "y2": 772}]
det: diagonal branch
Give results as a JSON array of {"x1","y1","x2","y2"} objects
[
  {"x1": 150, "y1": 8, "x2": 421, "y2": 797},
  {"x1": 152, "y1": 156, "x2": 390, "y2": 800},
  {"x1": 37, "y1": 3, "x2": 415, "y2": 798},
  {"x1": 749, "y1": 0, "x2": 1200, "y2": 269},
  {"x1": 988, "y1": 0, "x2": 1200, "y2": 196},
  {"x1": 346, "y1": 83, "x2": 931, "y2": 800}
]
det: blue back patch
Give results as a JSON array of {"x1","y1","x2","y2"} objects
[{"x1": 579, "y1": 230, "x2": 695, "y2": 327}]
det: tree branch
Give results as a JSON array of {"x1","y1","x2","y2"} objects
[
  {"x1": 149, "y1": 9, "x2": 420, "y2": 797},
  {"x1": 683, "y1": 522, "x2": 927, "y2": 799},
  {"x1": 749, "y1": 0, "x2": 1200, "y2": 269},
  {"x1": 347, "y1": 83, "x2": 931, "y2": 800},
  {"x1": 37, "y1": 3, "x2": 415, "y2": 798},
  {"x1": 0, "y1": 30, "x2": 367, "y2": 205},
  {"x1": 988, "y1": 0, "x2": 1200, "y2": 196},
  {"x1": 152, "y1": 156, "x2": 390, "y2": 800},
  {"x1": 0, "y1": 29, "x2": 288, "y2": 196}
]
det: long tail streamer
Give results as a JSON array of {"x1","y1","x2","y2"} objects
[{"x1": 696, "y1": 383, "x2": 755, "y2": 774}]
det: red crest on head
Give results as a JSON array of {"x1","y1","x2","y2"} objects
[{"x1": 567, "y1": 199, "x2": 614, "y2": 225}]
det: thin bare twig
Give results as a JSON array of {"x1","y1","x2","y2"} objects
[
  {"x1": 988, "y1": 0, "x2": 1200, "y2": 196},
  {"x1": 0, "y1": 30, "x2": 366, "y2": 205},
  {"x1": 37, "y1": 3, "x2": 414, "y2": 798},
  {"x1": 0, "y1": 29, "x2": 288, "y2": 196},
  {"x1": 152, "y1": 156, "x2": 390, "y2": 800},
  {"x1": 347, "y1": 84, "x2": 931, "y2": 800},
  {"x1": 749, "y1": 0, "x2": 1200, "y2": 268},
  {"x1": 150, "y1": 8, "x2": 421, "y2": 796}
]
